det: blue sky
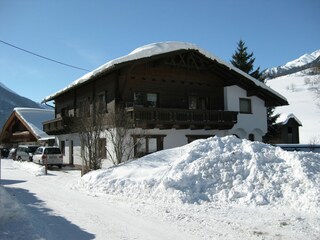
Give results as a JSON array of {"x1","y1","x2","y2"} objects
[{"x1": 0, "y1": 0, "x2": 319, "y2": 103}]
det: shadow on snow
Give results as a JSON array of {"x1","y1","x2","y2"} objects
[{"x1": 1, "y1": 185, "x2": 95, "y2": 240}]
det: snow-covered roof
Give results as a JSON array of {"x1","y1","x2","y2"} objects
[
  {"x1": 277, "y1": 113, "x2": 302, "y2": 126},
  {"x1": 14, "y1": 107, "x2": 55, "y2": 139},
  {"x1": 43, "y1": 41, "x2": 288, "y2": 104}
]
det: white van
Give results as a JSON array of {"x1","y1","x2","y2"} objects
[
  {"x1": 33, "y1": 146, "x2": 63, "y2": 168},
  {"x1": 16, "y1": 145, "x2": 40, "y2": 161}
]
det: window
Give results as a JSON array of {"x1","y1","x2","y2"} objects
[
  {"x1": 133, "y1": 135, "x2": 165, "y2": 157},
  {"x1": 61, "y1": 141, "x2": 65, "y2": 156},
  {"x1": 189, "y1": 96, "x2": 209, "y2": 110},
  {"x1": 239, "y1": 98, "x2": 252, "y2": 114},
  {"x1": 147, "y1": 137, "x2": 157, "y2": 152},
  {"x1": 198, "y1": 97, "x2": 208, "y2": 110},
  {"x1": 61, "y1": 107, "x2": 69, "y2": 117},
  {"x1": 44, "y1": 148, "x2": 61, "y2": 154},
  {"x1": 134, "y1": 92, "x2": 158, "y2": 107},
  {"x1": 134, "y1": 92, "x2": 144, "y2": 106},
  {"x1": 97, "y1": 91, "x2": 108, "y2": 113},
  {"x1": 79, "y1": 98, "x2": 91, "y2": 117},
  {"x1": 147, "y1": 93, "x2": 157, "y2": 108},
  {"x1": 189, "y1": 96, "x2": 197, "y2": 110},
  {"x1": 35, "y1": 147, "x2": 43, "y2": 154},
  {"x1": 136, "y1": 137, "x2": 146, "y2": 156}
]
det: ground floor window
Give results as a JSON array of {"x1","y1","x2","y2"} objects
[{"x1": 132, "y1": 135, "x2": 165, "y2": 158}]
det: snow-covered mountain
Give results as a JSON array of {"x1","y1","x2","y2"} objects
[
  {"x1": 0, "y1": 82, "x2": 47, "y2": 130},
  {"x1": 266, "y1": 51, "x2": 320, "y2": 143},
  {"x1": 263, "y1": 49, "x2": 320, "y2": 79}
]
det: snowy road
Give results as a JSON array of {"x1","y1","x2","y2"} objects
[
  {"x1": 1, "y1": 159, "x2": 192, "y2": 240},
  {"x1": 1, "y1": 158, "x2": 319, "y2": 240}
]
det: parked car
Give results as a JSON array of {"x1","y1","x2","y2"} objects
[
  {"x1": 33, "y1": 146, "x2": 63, "y2": 168},
  {"x1": 16, "y1": 145, "x2": 40, "y2": 161},
  {"x1": 8, "y1": 148, "x2": 17, "y2": 160}
]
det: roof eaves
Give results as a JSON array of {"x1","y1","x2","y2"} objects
[{"x1": 43, "y1": 42, "x2": 288, "y2": 106}]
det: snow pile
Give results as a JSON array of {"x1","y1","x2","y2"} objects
[
  {"x1": 12, "y1": 161, "x2": 45, "y2": 176},
  {"x1": 76, "y1": 136, "x2": 320, "y2": 212}
]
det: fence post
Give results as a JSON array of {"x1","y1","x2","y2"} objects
[{"x1": 45, "y1": 157, "x2": 48, "y2": 175}]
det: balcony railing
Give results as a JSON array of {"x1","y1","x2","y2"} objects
[
  {"x1": 126, "y1": 106, "x2": 238, "y2": 130},
  {"x1": 43, "y1": 107, "x2": 238, "y2": 134},
  {"x1": 43, "y1": 117, "x2": 74, "y2": 135}
]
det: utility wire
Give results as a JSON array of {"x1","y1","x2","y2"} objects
[{"x1": 0, "y1": 39, "x2": 90, "y2": 72}]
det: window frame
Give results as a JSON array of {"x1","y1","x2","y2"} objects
[
  {"x1": 134, "y1": 92, "x2": 158, "y2": 108},
  {"x1": 239, "y1": 98, "x2": 252, "y2": 114},
  {"x1": 132, "y1": 134, "x2": 166, "y2": 158},
  {"x1": 97, "y1": 91, "x2": 108, "y2": 113}
]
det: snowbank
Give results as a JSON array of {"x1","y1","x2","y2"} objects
[
  {"x1": 12, "y1": 161, "x2": 45, "y2": 176},
  {"x1": 76, "y1": 136, "x2": 320, "y2": 212}
]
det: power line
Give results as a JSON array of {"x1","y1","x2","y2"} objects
[{"x1": 0, "y1": 39, "x2": 90, "y2": 72}]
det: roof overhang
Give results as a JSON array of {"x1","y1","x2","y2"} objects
[{"x1": 42, "y1": 42, "x2": 288, "y2": 107}]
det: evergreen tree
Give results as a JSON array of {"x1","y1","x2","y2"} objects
[
  {"x1": 263, "y1": 107, "x2": 280, "y2": 143},
  {"x1": 231, "y1": 39, "x2": 279, "y2": 142},
  {"x1": 231, "y1": 39, "x2": 262, "y2": 80}
]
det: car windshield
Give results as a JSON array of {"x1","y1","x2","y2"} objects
[{"x1": 44, "y1": 148, "x2": 61, "y2": 154}]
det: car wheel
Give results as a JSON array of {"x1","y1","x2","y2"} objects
[{"x1": 17, "y1": 156, "x2": 21, "y2": 161}]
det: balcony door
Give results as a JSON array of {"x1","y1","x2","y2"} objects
[{"x1": 189, "y1": 96, "x2": 208, "y2": 110}]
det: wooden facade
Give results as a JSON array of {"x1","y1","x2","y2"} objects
[
  {"x1": 44, "y1": 50, "x2": 251, "y2": 134},
  {"x1": 42, "y1": 43, "x2": 289, "y2": 163},
  {"x1": 270, "y1": 117, "x2": 302, "y2": 144},
  {"x1": 1, "y1": 111, "x2": 40, "y2": 145},
  {"x1": 0, "y1": 108, "x2": 55, "y2": 147}
]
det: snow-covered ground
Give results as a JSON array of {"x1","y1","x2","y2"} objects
[
  {"x1": 1, "y1": 136, "x2": 320, "y2": 239},
  {"x1": 267, "y1": 73, "x2": 320, "y2": 143}
]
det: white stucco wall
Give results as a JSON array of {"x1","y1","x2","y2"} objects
[
  {"x1": 142, "y1": 128, "x2": 221, "y2": 149},
  {"x1": 55, "y1": 133, "x2": 82, "y2": 166},
  {"x1": 224, "y1": 85, "x2": 267, "y2": 141}
]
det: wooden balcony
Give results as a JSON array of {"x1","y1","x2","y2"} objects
[
  {"x1": 43, "y1": 107, "x2": 238, "y2": 134},
  {"x1": 126, "y1": 107, "x2": 238, "y2": 130},
  {"x1": 43, "y1": 117, "x2": 73, "y2": 135}
]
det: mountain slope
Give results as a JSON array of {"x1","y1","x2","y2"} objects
[
  {"x1": 0, "y1": 82, "x2": 46, "y2": 130},
  {"x1": 263, "y1": 49, "x2": 320, "y2": 79},
  {"x1": 266, "y1": 51, "x2": 320, "y2": 143}
]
